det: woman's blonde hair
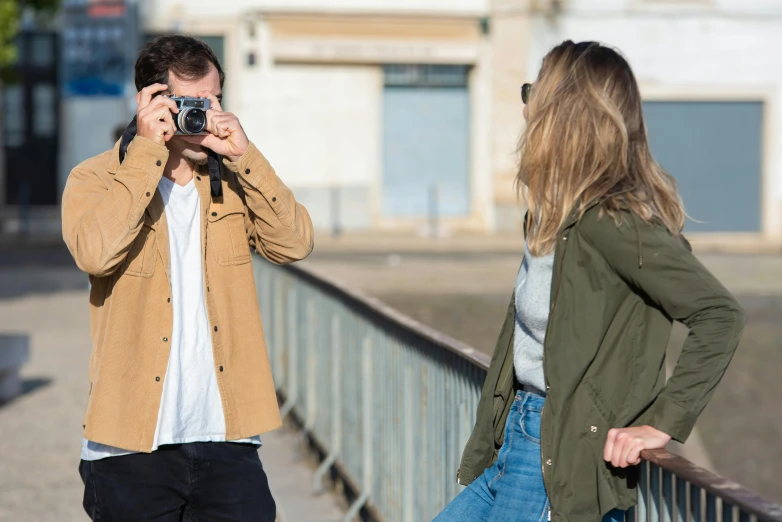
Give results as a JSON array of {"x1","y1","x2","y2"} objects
[{"x1": 518, "y1": 40, "x2": 685, "y2": 255}]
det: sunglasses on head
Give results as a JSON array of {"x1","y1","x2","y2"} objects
[{"x1": 521, "y1": 83, "x2": 532, "y2": 105}]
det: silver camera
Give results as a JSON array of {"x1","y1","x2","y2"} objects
[{"x1": 170, "y1": 96, "x2": 211, "y2": 135}]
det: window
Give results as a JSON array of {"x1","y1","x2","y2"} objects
[
  {"x1": 4, "y1": 85, "x2": 25, "y2": 147},
  {"x1": 382, "y1": 64, "x2": 469, "y2": 88},
  {"x1": 33, "y1": 84, "x2": 56, "y2": 137},
  {"x1": 31, "y1": 34, "x2": 54, "y2": 67}
]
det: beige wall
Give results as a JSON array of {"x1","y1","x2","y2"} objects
[{"x1": 489, "y1": 1, "x2": 534, "y2": 232}]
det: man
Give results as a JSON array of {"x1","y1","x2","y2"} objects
[{"x1": 62, "y1": 35, "x2": 313, "y2": 521}]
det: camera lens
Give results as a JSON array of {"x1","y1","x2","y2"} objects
[{"x1": 177, "y1": 108, "x2": 207, "y2": 134}]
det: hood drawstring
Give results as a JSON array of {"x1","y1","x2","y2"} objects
[{"x1": 631, "y1": 213, "x2": 644, "y2": 269}]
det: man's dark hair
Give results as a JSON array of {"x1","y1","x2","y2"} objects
[{"x1": 134, "y1": 35, "x2": 225, "y2": 92}]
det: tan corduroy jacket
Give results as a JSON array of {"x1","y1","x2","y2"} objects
[{"x1": 62, "y1": 136, "x2": 313, "y2": 452}]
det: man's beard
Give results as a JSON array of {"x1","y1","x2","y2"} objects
[{"x1": 181, "y1": 147, "x2": 209, "y2": 166}]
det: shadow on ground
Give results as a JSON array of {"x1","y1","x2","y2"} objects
[{"x1": 0, "y1": 377, "x2": 53, "y2": 408}]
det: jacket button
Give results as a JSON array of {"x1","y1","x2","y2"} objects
[
  {"x1": 156, "y1": 160, "x2": 162, "y2": 166},
  {"x1": 563, "y1": 235, "x2": 568, "y2": 241},
  {"x1": 590, "y1": 426, "x2": 598, "y2": 433},
  {"x1": 155, "y1": 376, "x2": 160, "y2": 382},
  {"x1": 163, "y1": 337, "x2": 168, "y2": 342},
  {"x1": 197, "y1": 176, "x2": 201, "y2": 181},
  {"x1": 211, "y1": 212, "x2": 217, "y2": 217},
  {"x1": 272, "y1": 197, "x2": 277, "y2": 202},
  {"x1": 214, "y1": 326, "x2": 218, "y2": 332},
  {"x1": 245, "y1": 168, "x2": 251, "y2": 174},
  {"x1": 167, "y1": 297, "x2": 170, "y2": 303},
  {"x1": 546, "y1": 459, "x2": 552, "y2": 466},
  {"x1": 219, "y1": 366, "x2": 224, "y2": 372},
  {"x1": 146, "y1": 192, "x2": 151, "y2": 197}
]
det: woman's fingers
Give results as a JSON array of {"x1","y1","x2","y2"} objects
[{"x1": 604, "y1": 428, "x2": 617, "y2": 462}]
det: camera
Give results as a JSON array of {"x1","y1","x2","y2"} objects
[{"x1": 170, "y1": 96, "x2": 211, "y2": 135}]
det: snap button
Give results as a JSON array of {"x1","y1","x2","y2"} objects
[
  {"x1": 197, "y1": 176, "x2": 202, "y2": 181},
  {"x1": 211, "y1": 212, "x2": 217, "y2": 217},
  {"x1": 163, "y1": 337, "x2": 168, "y2": 342},
  {"x1": 167, "y1": 297, "x2": 170, "y2": 303},
  {"x1": 219, "y1": 366, "x2": 224, "y2": 372},
  {"x1": 213, "y1": 326, "x2": 218, "y2": 332},
  {"x1": 156, "y1": 160, "x2": 162, "y2": 166},
  {"x1": 546, "y1": 459, "x2": 552, "y2": 466},
  {"x1": 590, "y1": 426, "x2": 597, "y2": 433},
  {"x1": 563, "y1": 235, "x2": 568, "y2": 241},
  {"x1": 245, "y1": 168, "x2": 251, "y2": 174},
  {"x1": 155, "y1": 376, "x2": 160, "y2": 382},
  {"x1": 272, "y1": 197, "x2": 277, "y2": 202},
  {"x1": 146, "y1": 192, "x2": 151, "y2": 197}
]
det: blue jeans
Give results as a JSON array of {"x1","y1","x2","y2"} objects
[{"x1": 434, "y1": 391, "x2": 624, "y2": 522}]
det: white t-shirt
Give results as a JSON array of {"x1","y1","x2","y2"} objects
[{"x1": 81, "y1": 176, "x2": 259, "y2": 461}]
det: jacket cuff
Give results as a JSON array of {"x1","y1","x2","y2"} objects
[
  {"x1": 122, "y1": 136, "x2": 169, "y2": 174},
  {"x1": 634, "y1": 395, "x2": 698, "y2": 444},
  {"x1": 222, "y1": 142, "x2": 272, "y2": 188}
]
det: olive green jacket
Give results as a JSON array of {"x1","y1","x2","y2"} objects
[{"x1": 457, "y1": 207, "x2": 745, "y2": 521}]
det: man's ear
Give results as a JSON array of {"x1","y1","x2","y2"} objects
[{"x1": 135, "y1": 92, "x2": 141, "y2": 104}]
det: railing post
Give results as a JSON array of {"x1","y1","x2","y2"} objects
[
  {"x1": 313, "y1": 314, "x2": 341, "y2": 494},
  {"x1": 676, "y1": 476, "x2": 688, "y2": 521},
  {"x1": 638, "y1": 461, "x2": 649, "y2": 521},
  {"x1": 273, "y1": 277, "x2": 285, "y2": 387},
  {"x1": 662, "y1": 471, "x2": 673, "y2": 522},
  {"x1": 403, "y1": 365, "x2": 414, "y2": 522},
  {"x1": 279, "y1": 287, "x2": 298, "y2": 419},
  {"x1": 650, "y1": 464, "x2": 661, "y2": 521},
  {"x1": 305, "y1": 299, "x2": 317, "y2": 431},
  {"x1": 294, "y1": 298, "x2": 318, "y2": 457},
  {"x1": 343, "y1": 335, "x2": 373, "y2": 522}
]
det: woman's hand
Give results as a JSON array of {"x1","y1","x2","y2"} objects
[{"x1": 603, "y1": 426, "x2": 671, "y2": 468}]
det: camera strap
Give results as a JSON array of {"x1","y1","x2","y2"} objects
[{"x1": 118, "y1": 116, "x2": 223, "y2": 198}]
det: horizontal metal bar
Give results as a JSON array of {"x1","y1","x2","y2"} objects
[{"x1": 278, "y1": 262, "x2": 492, "y2": 370}]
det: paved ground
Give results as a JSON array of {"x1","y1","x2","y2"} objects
[
  {"x1": 0, "y1": 259, "x2": 346, "y2": 522},
  {"x1": 304, "y1": 236, "x2": 782, "y2": 504}
]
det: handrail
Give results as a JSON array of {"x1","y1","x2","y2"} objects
[
  {"x1": 255, "y1": 258, "x2": 782, "y2": 522},
  {"x1": 281, "y1": 262, "x2": 492, "y2": 370}
]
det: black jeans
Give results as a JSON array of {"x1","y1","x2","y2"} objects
[{"x1": 79, "y1": 442, "x2": 276, "y2": 522}]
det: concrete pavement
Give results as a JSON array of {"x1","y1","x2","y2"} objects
[{"x1": 0, "y1": 264, "x2": 346, "y2": 522}]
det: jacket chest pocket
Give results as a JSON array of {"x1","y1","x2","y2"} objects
[
  {"x1": 208, "y1": 207, "x2": 251, "y2": 266},
  {"x1": 123, "y1": 225, "x2": 157, "y2": 277}
]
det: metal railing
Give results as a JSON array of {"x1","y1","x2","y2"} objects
[{"x1": 253, "y1": 258, "x2": 782, "y2": 522}]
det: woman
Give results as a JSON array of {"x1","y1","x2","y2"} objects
[{"x1": 434, "y1": 41, "x2": 745, "y2": 522}]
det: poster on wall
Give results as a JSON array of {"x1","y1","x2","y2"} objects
[{"x1": 60, "y1": 0, "x2": 139, "y2": 97}]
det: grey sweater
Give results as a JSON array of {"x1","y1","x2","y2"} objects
[{"x1": 513, "y1": 242, "x2": 554, "y2": 395}]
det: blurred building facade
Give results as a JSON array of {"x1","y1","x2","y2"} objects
[{"x1": 3, "y1": 0, "x2": 782, "y2": 247}]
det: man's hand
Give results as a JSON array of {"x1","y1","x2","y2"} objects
[
  {"x1": 603, "y1": 426, "x2": 671, "y2": 468},
  {"x1": 179, "y1": 91, "x2": 249, "y2": 162},
  {"x1": 136, "y1": 84, "x2": 178, "y2": 146}
]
